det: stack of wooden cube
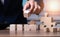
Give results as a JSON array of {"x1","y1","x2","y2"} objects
[{"x1": 40, "y1": 13, "x2": 57, "y2": 32}]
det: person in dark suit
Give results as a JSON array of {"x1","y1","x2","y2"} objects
[{"x1": 0, "y1": 0, "x2": 44, "y2": 30}]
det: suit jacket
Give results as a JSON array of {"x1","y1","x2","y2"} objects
[{"x1": 0, "y1": 0, "x2": 27, "y2": 24}]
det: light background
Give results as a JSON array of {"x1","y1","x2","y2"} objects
[{"x1": 23, "y1": 0, "x2": 60, "y2": 21}]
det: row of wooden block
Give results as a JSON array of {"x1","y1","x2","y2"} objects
[
  {"x1": 43, "y1": 27, "x2": 57, "y2": 32},
  {"x1": 42, "y1": 27, "x2": 60, "y2": 32},
  {"x1": 40, "y1": 24, "x2": 60, "y2": 32},
  {"x1": 9, "y1": 24, "x2": 60, "y2": 32},
  {"x1": 10, "y1": 24, "x2": 37, "y2": 32},
  {"x1": 10, "y1": 24, "x2": 37, "y2": 35}
]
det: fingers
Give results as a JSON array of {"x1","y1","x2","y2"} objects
[
  {"x1": 23, "y1": 1, "x2": 41, "y2": 15},
  {"x1": 23, "y1": 1, "x2": 29, "y2": 11},
  {"x1": 29, "y1": 1, "x2": 34, "y2": 12},
  {"x1": 33, "y1": 2, "x2": 38, "y2": 13},
  {"x1": 35, "y1": 5, "x2": 41, "y2": 15},
  {"x1": 33, "y1": 2, "x2": 41, "y2": 14},
  {"x1": 37, "y1": 5, "x2": 41, "y2": 11}
]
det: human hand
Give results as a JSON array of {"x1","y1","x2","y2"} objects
[{"x1": 23, "y1": 0, "x2": 41, "y2": 14}]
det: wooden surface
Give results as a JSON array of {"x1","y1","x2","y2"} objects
[{"x1": 0, "y1": 30, "x2": 60, "y2": 37}]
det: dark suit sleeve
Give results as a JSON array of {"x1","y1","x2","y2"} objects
[{"x1": 16, "y1": 0, "x2": 27, "y2": 24}]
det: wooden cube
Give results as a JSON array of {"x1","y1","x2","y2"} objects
[
  {"x1": 52, "y1": 22, "x2": 56, "y2": 26},
  {"x1": 49, "y1": 27, "x2": 57, "y2": 32},
  {"x1": 24, "y1": 25, "x2": 36, "y2": 32},
  {"x1": 17, "y1": 24, "x2": 23, "y2": 35},
  {"x1": 24, "y1": 10, "x2": 30, "y2": 18},
  {"x1": 28, "y1": 20, "x2": 36, "y2": 25},
  {"x1": 10, "y1": 24, "x2": 16, "y2": 35},
  {"x1": 44, "y1": 13, "x2": 48, "y2": 17},
  {"x1": 42, "y1": 22, "x2": 56, "y2": 28},
  {"x1": 10, "y1": 24, "x2": 15, "y2": 32},
  {"x1": 59, "y1": 28, "x2": 60, "y2": 32},
  {"x1": 29, "y1": 24, "x2": 36, "y2": 25},
  {"x1": 48, "y1": 22, "x2": 56, "y2": 27},
  {"x1": 17, "y1": 24, "x2": 22, "y2": 32},
  {"x1": 24, "y1": 13, "x2": 29, "y2": 18},
  {"x1": 57, "y1": 28, "x2": 60, "y2": 32},
  {"x1": 53, "y1": 28, "x2": 57, "y2": 32},
  {"x1": 43, "y1": 27, "x2": 49, "y2": 32},
  {"x1": 40, "y1": 17, "x2": 53, "y2": 23},
  {"x1": 57, "y1": 28, "x2": 59, "y2": 32},
  {"x1": 43, "y1": 28, "x2": 47, "y2": 32},
  {"x1": 43, "y1": 23, "x2": 52, "y2": 27},
  {"x1": 40, "y1": 24, "x2": 44, "y2": 29}
]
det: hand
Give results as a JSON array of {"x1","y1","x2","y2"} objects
[{"x1": 23, "y1": 1, "x2": 41, "y2": 14}]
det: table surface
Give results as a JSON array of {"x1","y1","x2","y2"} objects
[{"x1": 0, "y1": 30, "x2": 60, "y2": 37}]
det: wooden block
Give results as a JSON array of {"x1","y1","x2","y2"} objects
[
  {"x1": 43, "y1": 27, "x2": 57, "y2": 32},
  {"x1": 10, "y1": 24, "x2": 16, "y2": 35},
  {"x1": 47, "y1": 22, "x2": 56, "y2": 27},
  {"x1": 43, "y1": 22, "x2": 56, "y2": 28},
  {"x1": 44, "y1": 24, "x2": 54, "y2": 28},
  {"x1": 45, "y1": 13, "x2": 48, "y2": 17},
  {"x1": 17, "y1": 24, "x2": 22, "y2": 32},
  {"x1": 40, "y1": 17, "x2": 53, "y2": 23},
  {"x1": 29, "y1": 24, "x2": 35, "y2": 25},
  {"x1": 57, "y1": 28, "x2": 60, "y2": 32},
  {"x1": 49, "y1": 27, "x2": 57, "y2": 32},
  {"x1": 40, "y1": 24, "x2": 51, "y2": 29},
  {"x1": 49, "y1": 28, "x2": 53, "y2": 32},
  {"x1": 41, "y1": 27, "x2": 50, "y2": 32},
  {"x1": 52, "y1": 22, "x2": 56, "y2": 26},
  {"x1": 28, "y1": 20, "x2": 36, "y2": 25},
  {"x1": 49, "y1": 22, "x2": 56, "y2": 27},
  {"x1": 40, "y1": 24, "x2": 44, "y2": 29},
  {"x1": 24, "y1": 10, "x2": 30, "y2": 18},
  {"x1": 40, "y1": 24, "x2": 51, "y2": 30},
  {"x1": 59, "y1": 28, "x2": 60, "y2": 32},
  {"x1": 24, "y1": 13, "x2": 29, "y2": 18},
  {"x1": 43, "y1": 28, "x2": 50, "y2": 32},
  {"x1": 57, "y1": 28, "x2": 59, "y2": 32},
  {"x1": 17, "y1": 24, "x2": 23, "y2": 35},
  {"x1": 43, "y1": 28, "x2": 47, "y2": 32},
  {"x1": 53, "y1": 28, "x2": 57, "y2": 32},
  {"x1": 40, "y1": 18, "x2": 54, "y2": 27},
  {"x1": 40, "y1": 24, "x2": 49, "y2": 32},
  {"x1": 10, "y1": 24, "x2": 15, "y2": 31},
  {"x1": 44, "y1": 22, "x2": 52, "y2": 26},
  {"x1": 40, "y1": 24, "x2": 48, "y2": 29},
  {"x1": 24, "y1": 25, "x2": 36, "y2": 32}
]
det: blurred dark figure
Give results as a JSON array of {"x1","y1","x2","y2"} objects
[{"x1": 0, "y1": 0, "x2": 44, "y2": 30}]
